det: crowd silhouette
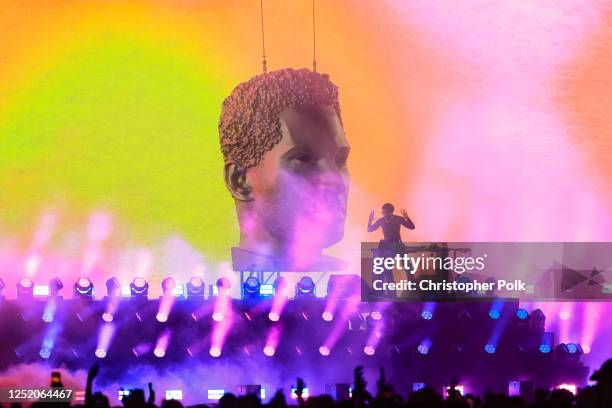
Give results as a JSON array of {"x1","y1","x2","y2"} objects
[{"x1": 1, "y1": 359, "x2": 610, "y2": 408}]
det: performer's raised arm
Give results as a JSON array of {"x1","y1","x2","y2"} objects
[
  {"x1": 400, "y1": 208, "x2": 415, "y2": 230},
  {"x1": 367, "y1": 210, "x2": 380, "y2": 232}
]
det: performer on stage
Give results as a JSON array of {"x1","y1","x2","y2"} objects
[
  {"x1": 367, "y1": 203, "x2": 415, "y2": 244},
  {"x1": 219, "y1": 68, "x2": 350, "y2": 272},
  {"x1": 367, "y1": 203, "x2": 415, "y2": 290}
]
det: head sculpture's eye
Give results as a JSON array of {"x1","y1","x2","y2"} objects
[{"x1": 291, "y1": 153, "x2": 313, "y2": 164}]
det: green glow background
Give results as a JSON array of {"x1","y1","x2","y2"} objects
[{"x1": 0, "y1": 36, "x2": 237, "y2": 262}]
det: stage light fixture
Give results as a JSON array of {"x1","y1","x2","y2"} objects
[
  {"x1": 211, "y1": 277, "x2": 231, "y2": 296},
  {"x1": 413, "y1": 383, "x2": 426, "y2": 392},
  {"x1": 363, "y1": 346, "x2": 375, "y2": 356},
  {"x1": 217, "y1": 277, "x2": 231, "y2": 289},
  {"x1": 557, "y1": 384, "x2": 577, "y2": 395},
  {"x1": 539, "y1": 332, "x2": 553, "y2": 354},
  {"x1": 209, "y1": 347, "x2": 221, "y2": 357},
  {"x1": 349, "y1": 313, "x2": 364, "y2": 331},
  {"x1": 420, "y1": 302, "x2": 436, "y2": 320},
  {"x1": 17, "y1": 277, "x2": 34, "y2": 298},
  {"x1": 539, "y1": 344, "x2": 551, "y2": 354},
  {"x1": 49, "y1": 277, "x2": 64, "y2": 296},
  {"x1": 242, "y1": 276, "x2": 261, "y2": 299},
  {"x1": 484, "y1": 344, "x2": 496, "y2": 354},
  {"x1": 566, "y1": 343, "x2": 579, "y2": 354},
  {"x1": 102, "y1": 312, "x2": 114, "y2": 323},
  {"x1": 130, "y1": 277, "x2": 149, "y2": 297},
  {"x1": 95, "y1": 349, "x2": 107, "y2": 359},
  {"x1": 516, "y1": 308, "x2": 529, "y2": 320},
  {"x1": 212, "y1": 312, "x2": 224, "y2": 322},
  {"x1": 186, "y1": 277, "x2": 205, "y2": 297},
  {"x1": 154, "y1": 347, "x2": 166, "y2": 358},
  {"x1": 161, "y1": 277, "x2": 177, "y2": 295},
  {"x1": 488, "y1": 301, "x2": 504, "y2": 320},
  {"x1": 322, "y1": 311, "x2": 334, "y2": 321},
  {"x1": 555, "y1": 343, "x2": 582, "y2": 362},
  {"x1": 370, "y1": 311, "x2": 382, "y2": 321},
  {"x1": 74, "y1": 277, "x2": 94, "y2": 298},
  {"x1": 39, "y1": 349, "x2": 51, "y2": 359},
  {"x1": 555, "y1": 343, "x2": 569, "y2": 355},
  {"x1": 156, "y1": 312, "x2": 168, "y2": 323},
  {"x1": 417, "y1": 342, "x2": 430, "y2": 355},
  {"x1": 106, "y1": 277, "x2": 121, "y2": 297},
  {"x1": 296, "y1": 277, "x2": 316, "y2": 298},
  {"x1": 530, "y1": 309, "x2": 545, "y2": 329},
  {"x1": 319, "y1": 346, "x2": 330, "y2": 356},
  {"x1": 268, "y1": 312, "x2": 280, "y2": 322},
  {"x1": 263, "y1": 346, "x2": 275, "y2": 357}
]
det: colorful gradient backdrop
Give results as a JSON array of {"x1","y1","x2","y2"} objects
[{"x1": 1, "y1": 1, "x2": 612, "y2": 370}]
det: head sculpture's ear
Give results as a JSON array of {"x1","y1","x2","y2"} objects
[{"x1": 224, "y1": 161, "x2": 253, "y2": 202}]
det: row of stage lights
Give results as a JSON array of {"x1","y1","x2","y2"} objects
[
  {"x1": 5, "y1": 276, "x2": 555, "y2": 329},
  {"x1": 45, "y1": 334, "x2": 582, "y2": 361},
  {"x1": 0, "y1": 276, "x2": 319, "y2": 300},
  {"x1": 0, "y1": 279, "x2": 571, "y2": 323},
  {"x1": 33, "y1": 299, "x2": 568, "y2": 360},
  {"x1": 416, "y1": 303, "x2": 585, "y2": 357},
  {"x1": 3, "y1": 275, "x2": 365, "y2": 331},
  {"x1": 6, "y1": 277, "x2": 583, "y2": 360},
  {"x1": 40, "y1": 336, "x2": 582, "y2": 361}
]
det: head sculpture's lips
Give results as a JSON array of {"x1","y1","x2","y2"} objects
[{"x1": 309, "y1": 196, "x2": 345, "y2": 215}]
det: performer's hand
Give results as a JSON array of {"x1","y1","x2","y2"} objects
[
  {"x1": 400, "y1": 209, "x2": 409, "y2": 219},
  {"x1": 368, "y1": 211, "x2": 374, "y2": 222}
]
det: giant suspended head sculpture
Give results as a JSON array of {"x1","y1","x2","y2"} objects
[{"x1": 219, "y1": 68, "x2": 350, "y2": 271}]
